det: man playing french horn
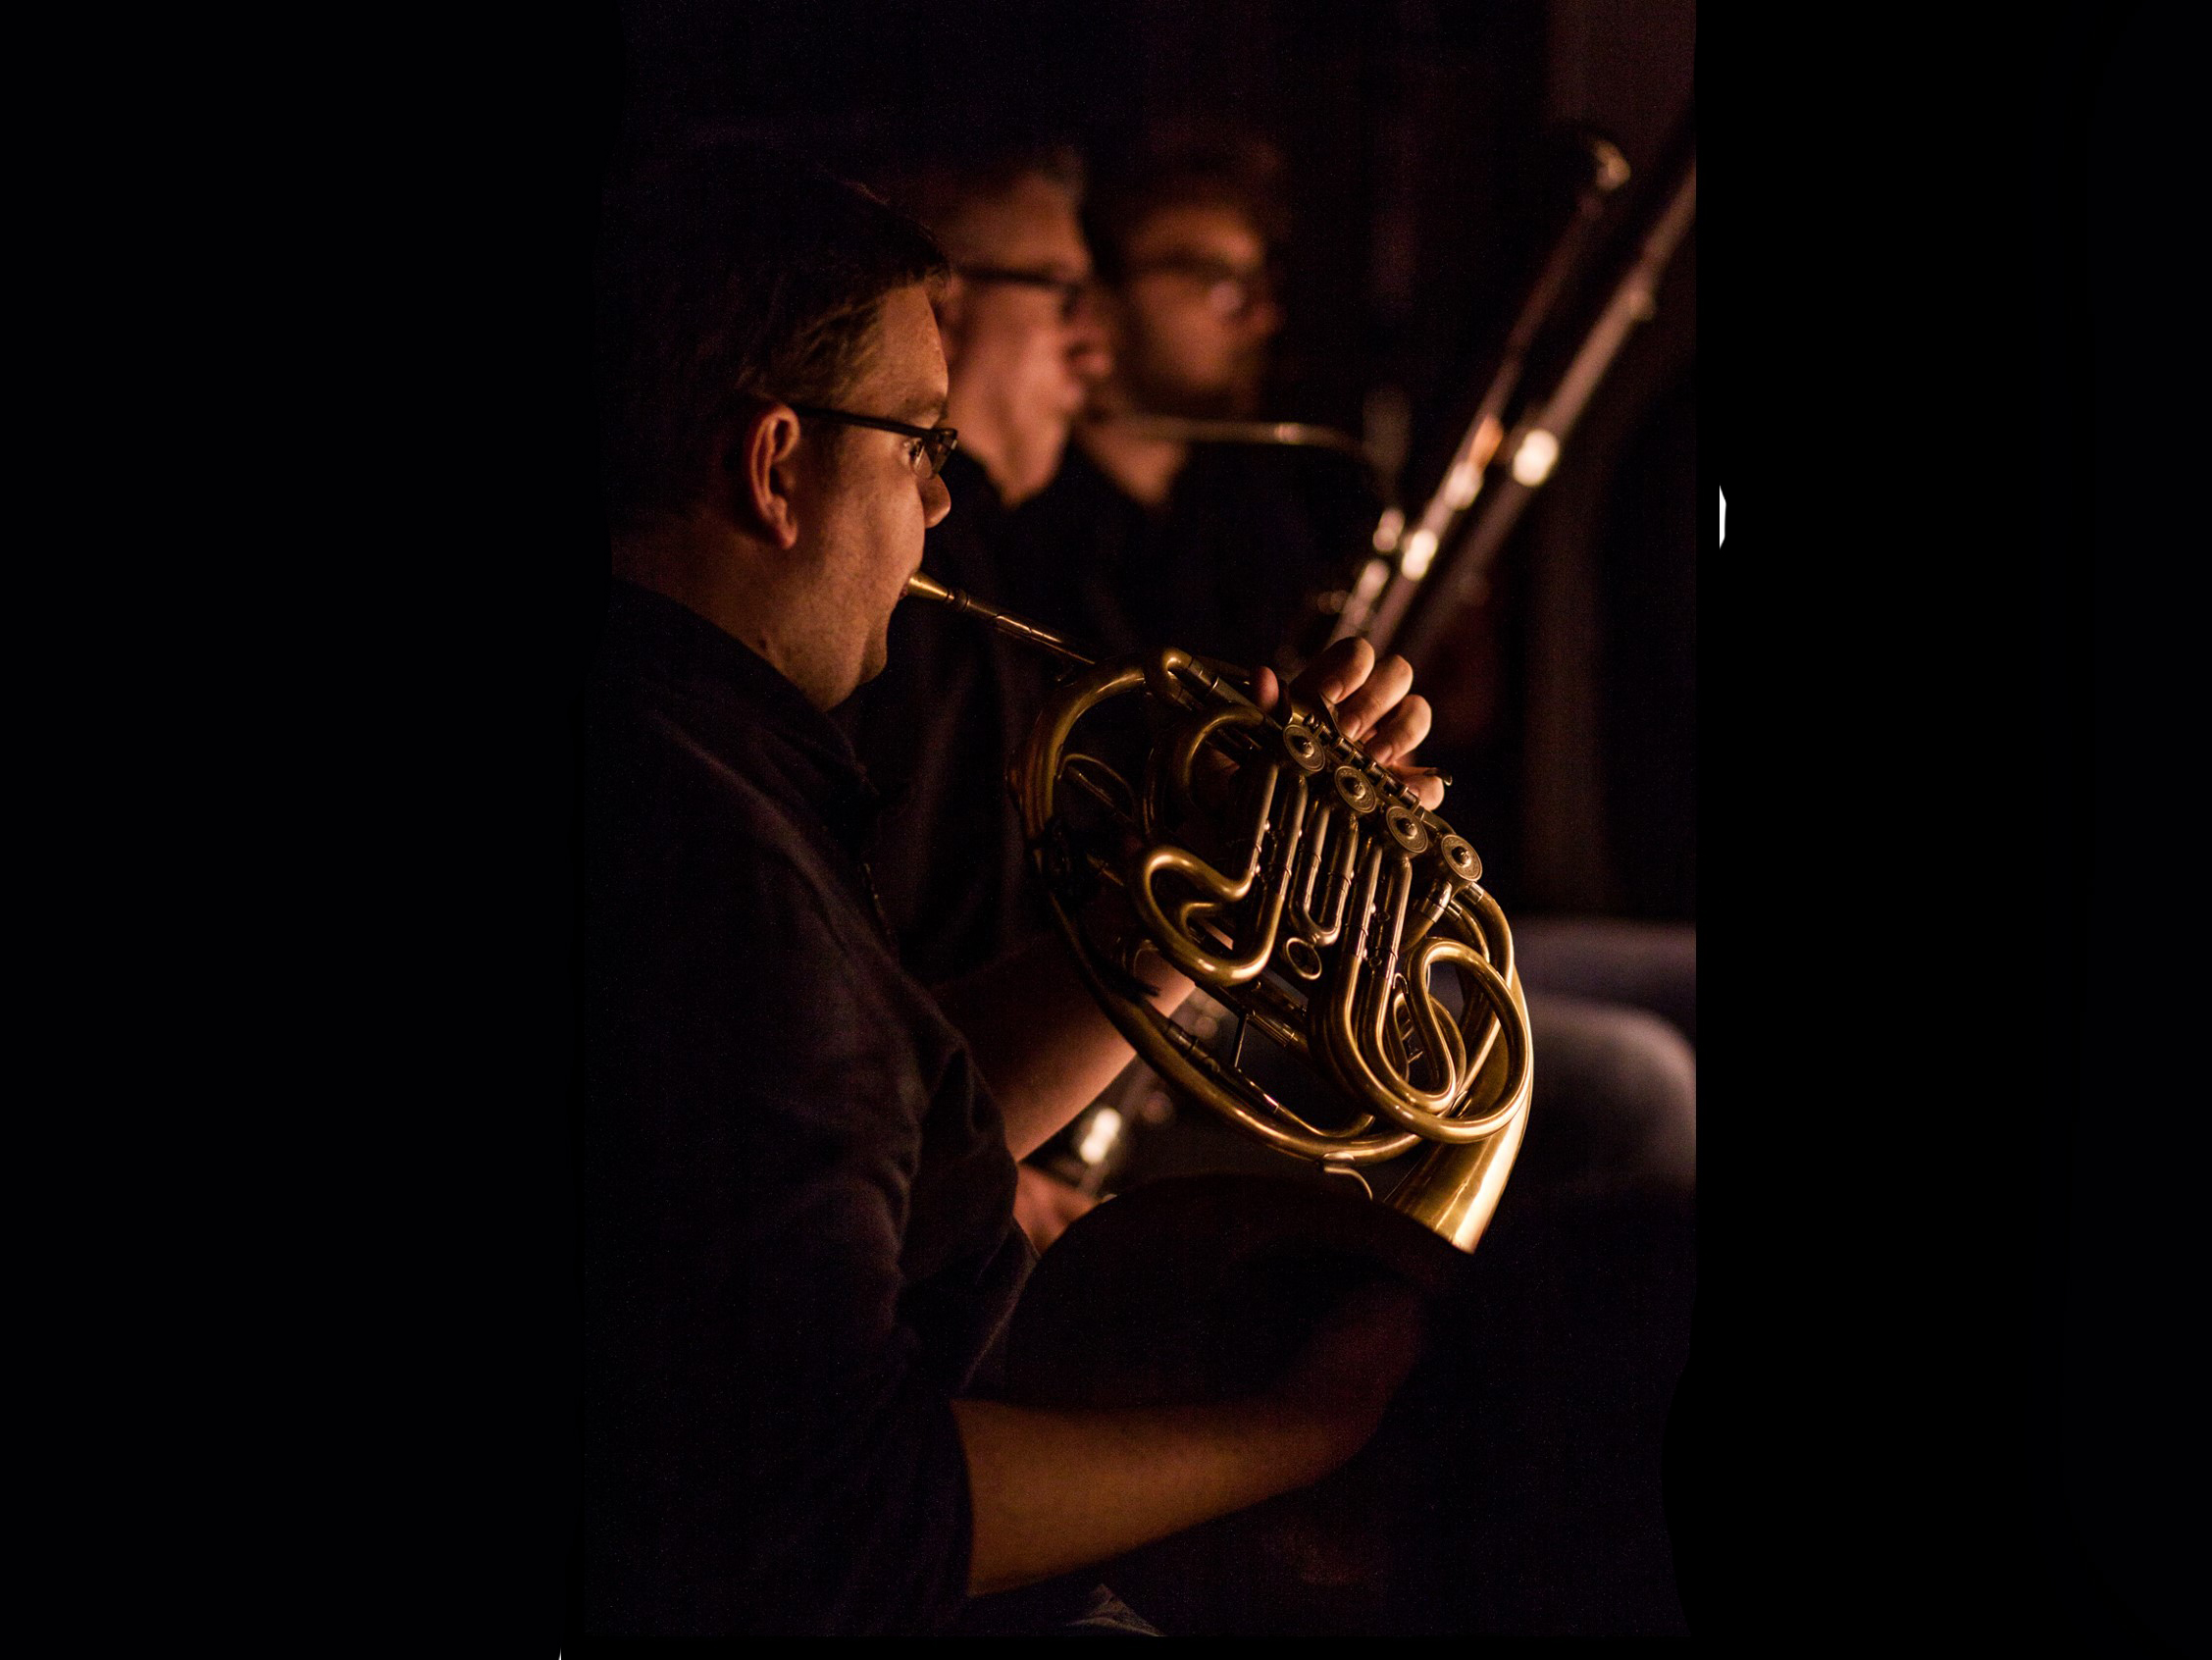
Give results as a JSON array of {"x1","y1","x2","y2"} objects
[{"x1": 578, "y1": 143, "x2": 1459, "y2": 1637}]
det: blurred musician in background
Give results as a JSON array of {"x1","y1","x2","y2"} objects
[
  {"x1": 1028, "y1": 134, "x2": 1371, "y2": 673},
  {"x1": 833, "y1": 133, "x2": 1126, "y2": 1248},
  {"x1": 835, "y1": 137, "x2": 1106, "y2": 996}
]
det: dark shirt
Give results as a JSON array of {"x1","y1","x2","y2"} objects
[
  {"x1": 1020, "y1": 440, "x2": 1378, "y2": 673},
  {"x1": 578, "y1": 580, "x2": 1030, "y2": 1635},
  {"x1": 836, "y1": 451, "x2": 1058, "y2": 988}
]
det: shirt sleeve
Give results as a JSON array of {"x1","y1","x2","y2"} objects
[{"x1": 580, "y1": 727, "x2": 997, "y2": 1634}]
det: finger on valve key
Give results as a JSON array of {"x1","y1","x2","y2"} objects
[
  {"x1": 1330, "y1": 651, "x2": 1415, "y2": 744},
  {"x1": 1254, "y1": 637, "x2": 1377, "y2": 717},
  {"x1": 1256, "y1": 646, "x2": 1443, "y2": 810}
]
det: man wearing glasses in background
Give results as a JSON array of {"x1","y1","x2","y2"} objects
[
  {"x1": 1024, "y1": 135, "x2": 1373, "y2": 678},
  {"x1": 834, "y1": 133, "x2": 1121, "y2": 1250}
]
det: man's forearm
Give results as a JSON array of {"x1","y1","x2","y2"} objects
[
  {"x1": 932, "y1": 933, "x2": 1192, "y2": 1159},
  {"x1": 950, "y1": 1394, "x2": 1347, "y2": 1596}
]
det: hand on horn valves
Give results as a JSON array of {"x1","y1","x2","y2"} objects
[{"x1": 1254, "y1": 639, "x2": 1446, "y2": 812}]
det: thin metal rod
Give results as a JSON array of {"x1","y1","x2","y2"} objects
[
  {"x1": 1392, "y1": 140, "x2": 1696, "y2": 666},
  {"x1": 1332, "y1": 130, "x2": 1633, "y2": 649},
  {"x1": 1100, "y1": 415, "x2": 1381, "y2": 470},
  {"x1": 902, "y1": 571, "x2": 1097, "y2": 667}
]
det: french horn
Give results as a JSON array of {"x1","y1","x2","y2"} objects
[{"x1": 905, "y1": 571, "x2": 1533, "y2": 1253}]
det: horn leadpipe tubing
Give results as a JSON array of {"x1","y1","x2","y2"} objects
[{"x1": 903, "y1": 571, "x2": 1096, "y2": 667}]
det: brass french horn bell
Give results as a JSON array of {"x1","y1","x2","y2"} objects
[{"x1": 904, "y1": 571, "x2": 1534, "y2": 1254}]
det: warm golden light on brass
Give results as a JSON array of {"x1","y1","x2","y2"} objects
[{"x1": 905, "y1": 573, "x2": 1535, "y2": 1255}]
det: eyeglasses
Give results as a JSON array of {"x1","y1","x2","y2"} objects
[
  {"x1": 954, "y1": 265, "x2": 1094, "y2": 322},
  {"x1": 1125, "y1": 256, "x2": 1276, "y2": 321},
  {"x1": 785, "y1": 403, "x2": 959, "y2": 482}
]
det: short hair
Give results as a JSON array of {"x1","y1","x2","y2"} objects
[
  {"x1": 858, "y1": 127, "x2": 1087, "y2": 251},
  {"x1": 1084, "y1": 132, "x2": 1290, "y2": 284},
  {"x1": 596, "y1": 142, "x2": 949, "y2": 530}
]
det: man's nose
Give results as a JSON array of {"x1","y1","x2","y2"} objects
[
  {"x1": 922, "y1": 468, "x2": 952, "y2": 528},
  {"x1": 1243, "y1": 292, "x2": 1285, "y2": 340},
  {"x1": 1065, "y1": 291, "x2": 1114, "y2": 383}
]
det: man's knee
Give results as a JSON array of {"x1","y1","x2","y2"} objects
[
  {"x1": 1519, "y1": 993, "x2": 1696, "y2": 1193},
  {"x1": 1515, "y1": 919, "x2": 1697, "y2": 1044}
]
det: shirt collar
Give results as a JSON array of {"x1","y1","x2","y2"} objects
[{"x1": 597, "y1": 579, "x2": 884, "y2": 855}]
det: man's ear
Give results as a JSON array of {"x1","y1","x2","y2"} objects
[{"x1": 718, "y1": 402, "x2": 804, "y2": 549}]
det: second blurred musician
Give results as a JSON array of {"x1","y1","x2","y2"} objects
[
  {"x1": 1034, "y1": 135, "x2": 1374, "y2": 674},
  {"x1": 835, "y1": 135, "x2": 1120, "y2": 1247}
]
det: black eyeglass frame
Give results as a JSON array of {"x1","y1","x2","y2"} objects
[
  {"x1": 952, "y1": 264, "x2": 1094, "y2": 321},
  {"x1": 1120, "y1": 255, "x2": 1277, "y2": 319},
  {"x1": 785, "y1": 402, "x2": 959, "y2": 481}
]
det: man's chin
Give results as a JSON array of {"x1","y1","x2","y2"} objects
[
  {"x1": 1216, "y1": 370, "x2": 1267, "y2": 420},
  {"x1": 856, "y1": 631, "x2": 893, "y2": 689},
  {"x1": 1139, "y1": 381, "x2": 1263, "y2": 422}
]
